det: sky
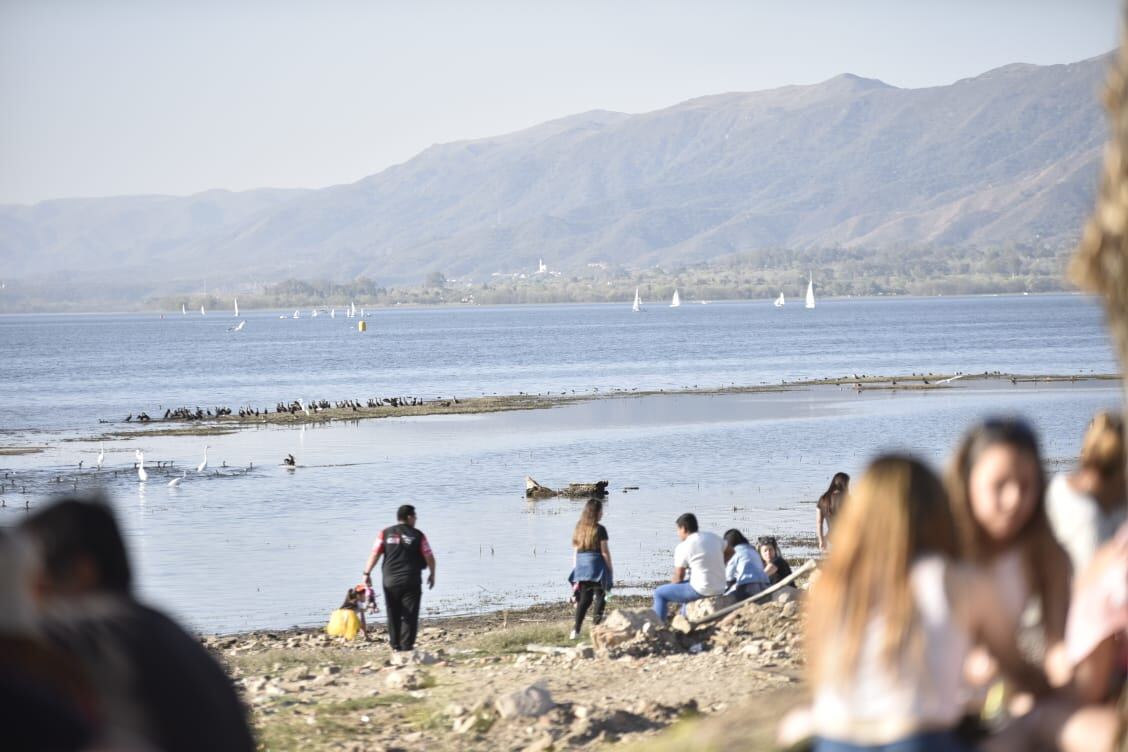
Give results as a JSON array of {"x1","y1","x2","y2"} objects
[{"x1": 0, "y1": 0, "x2": 1121, "y2": 205}]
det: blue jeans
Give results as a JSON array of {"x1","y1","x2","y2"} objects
[
  {"x1": 652, "y1": 582, "x2": 701, "y2": 620},
  {"x1": 814, "y1": 730, "x2": 971, "y2": 752}
]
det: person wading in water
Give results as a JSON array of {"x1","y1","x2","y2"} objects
[{"x1": 363, "y1": 504, "x2": 436, "y2": 652}]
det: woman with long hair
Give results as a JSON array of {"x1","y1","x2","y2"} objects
[
  {"x1": 945, "y1": 418, "x2": 1072, "y2": 681},
  {"x1": 722, "y1": 529, "x2": 771, "y2": 601},
  {"x1": 816, "y1": 471, "x2": 850, "y2": 552},
  {"x1": 569, "y1": 499, "x2": 613, "y2": 640},
  {"x1": 806, "y1": 455, "x2": 1048, "y2": 750},
  {"x1": 1046, "y1": 411, "x2": 1126, "y2": 574}
]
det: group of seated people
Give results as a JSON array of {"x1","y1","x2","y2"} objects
[
  {"x1": 651, "y1": 515, "x2": 794, "y2": 619},
  {"x1": 786, "y1": 412, "x2": 1127, "y2": 752}
]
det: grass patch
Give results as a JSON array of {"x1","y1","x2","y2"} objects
[
  {"x1": 321, "y1": 693, "x2": 423, "y2": 714},
  {"x1": 470, "y1": 621, "x2": 573, "y2": 654},
  {"x1": 227, "y1": 647, "x2": 373, "y2": 675}
]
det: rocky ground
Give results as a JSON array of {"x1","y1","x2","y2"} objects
[{"x1": 203, "y1": 582, "x2": 812, "y2": 751}]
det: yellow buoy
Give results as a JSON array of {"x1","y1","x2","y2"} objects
[{"x1": 358, "y1": 320, "x2": 367, "y2": 332}]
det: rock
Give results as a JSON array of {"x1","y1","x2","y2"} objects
[
  {"x1": 773, "y1": 586, "x2": 801, "y2": 603},
  {"x1": 591, "y1": 609, "x2": 665, "y2": 650},
  {"x1": 570, "y1": 645, "x2": 595, "y2": 660},
  {"x1": 685, "y1": 594, "x2": 736, "y2": 621},
  {"x1": 282, "y1": 665, "x2": 313, "y2": 682},
  {"x1": 781, "y1": 601, "x2": 800, "y2": 618},
  {"x1": 669, "y1": 614, "x2": 692, "y2": 634},
  {"x1": 523, "y1": 732, "x2": 556, "y2": 751},
  {"x1": 495, "y1": 683, "x2": 555, "y2": 719},
  {"x1": 384, "y1": 669, "x2": 426, "y2": 690}
]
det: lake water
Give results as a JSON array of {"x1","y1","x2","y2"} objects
[{"x1": 0, "y1": 295, "x2": 1122, "y2": 632}]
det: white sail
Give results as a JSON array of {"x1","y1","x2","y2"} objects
[
  {"x1": 670, "y1": 290, "x2": 681, "y2": 308},
  {"x1": 805, "y1": 274, "x2": 816, "y2": 309},
  {"x1": 330, "y1": 308, "x2": 336, "y2": 319},
  {"x1": 632, "y1": 288, "x2": 641, "y2": 313},
  {"x1": 774, "y1": 292, "x2": 785, "y2": 308},
  {"x1": 181, "y1": 304, "x2": 187, "y2": 315},
  {"x1": 200, "y1": 304, "x2": 206, "y2": 316},
  {"x1": 293, "y1": 309, "x2": 300, "y2": 319},
  {"x1": 234, "y1": 297, "x2": 239, "y2": 316}
]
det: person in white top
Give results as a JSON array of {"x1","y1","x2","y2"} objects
[
  {"x1": 651, "y1": 513, "x2": 726, "y2": 622},
  {"x1": 799, "y1": 455, "x2": 1049, "y2": 750},
  {"x1": 1047, "y1": 412, "x2": 1126, "y2": 576}
]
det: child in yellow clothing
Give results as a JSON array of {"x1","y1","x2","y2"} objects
[{"x1": 326, "y1": 588, "x2": 366, "y2": 640}]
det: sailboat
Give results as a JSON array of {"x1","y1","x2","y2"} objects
[
  {"x1": 181, "y1": 303, "x2": 187, "y2": 316},
  {"x1": 632, "y1": 288, "x2": 642, "y2": 313},
  {"x1": 670, "y1": 290, "x2": 681, "y2": 308},
  {"x1": 330, "y1": 308, "x2": 336, "y2": 319},
  {"x1": 292, "y1": 309, "x2": 300, "y2": 319},
  {"x1": 805, "y1": 274, "x2": 816, "y2": 309},
  {"x1": 200, "y1": 304, "x2": 206, "y2": 316},
  {"x1": 774, "y1": 292, "x2": 785, "y2": 308},
  {"x1": 234, "y1": 298, "x2": 239, "y2": 317}
]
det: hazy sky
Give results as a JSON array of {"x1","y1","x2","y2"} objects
[{"x1": 0, "y1": 0, "x2": 1120, "y2": 204}]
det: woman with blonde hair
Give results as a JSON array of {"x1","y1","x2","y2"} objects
[
  {"x1": 806, "y1": 455, "x2": 1049, "y2": 750},
  {"x1": 568, "y1": 499, "x2": 613, "y2": 640},
  {"x1": 1046, "y1": 411, "x2": 1126, "y2": 575}
]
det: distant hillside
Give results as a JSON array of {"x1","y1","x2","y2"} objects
[{"x1": 0, "y1": 54, "x2": 1110, "y2": 310}]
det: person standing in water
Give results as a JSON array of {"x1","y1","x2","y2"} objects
[
  {"x1": 363, "y1": 504, "x2": 436, "y2": 652},
  {"x1": 816, "y1": 472, "x2": 850, "y2": 552},
  {"x1": 568, "y1": 499, "x2": 613, "y2": 640}
]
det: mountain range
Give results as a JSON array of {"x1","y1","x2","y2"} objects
[{"x1": 0, "y1": 52, "x2": 1111, "y2": 306}]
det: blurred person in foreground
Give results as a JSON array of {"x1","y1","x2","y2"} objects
[
  {"x1": 1046, "y1": 411, "x2": 1126, "y2": 575},
  {"x1": 0, "y1": 527, "x2": 95, "y2": 751},
  {"x1": 799, "y1": 455, "x2": 1050, "y2": 751},
  {"x1": 946, "y1": 418, "x2": 1072, "y2": 685},
  {"x1": 19, "y1": 495, "x2": 255, "y2": 752}
]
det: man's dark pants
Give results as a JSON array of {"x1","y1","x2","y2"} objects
[{"x1": 383, "y1": 583, "x2": 422, "y2": 651}]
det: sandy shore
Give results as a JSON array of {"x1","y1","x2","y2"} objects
[
  {"x1": 93, "y1": 371, "x2": 1122, "y2": 440},
  {"x1": 203, "y1": 583, "x2": 811, "y2": 752}
]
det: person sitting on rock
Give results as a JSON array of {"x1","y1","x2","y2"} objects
[
  {"x1": 652, "y1": 513, "x2": 726, "y2": 622},
  {"x1": 722, "y1": 528, "x2": 771, "y2": 601},
  {"x1": 758, "y1": 536, "x2": 793, "y2": 586}
]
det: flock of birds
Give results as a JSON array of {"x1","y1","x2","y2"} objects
[
  {"x1": 130, "y1": 444, "x2": 210, "y2": 486},
  {"x1": 123, "y1": 396, "x2": 429, "y2": 423}
]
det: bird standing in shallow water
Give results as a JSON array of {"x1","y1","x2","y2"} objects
[
  {"x1": 137, "y1": 452, "x2": 148, "y2": 482},
  {"x1": 96, "y1": 443, "x2": 104, "y2": 470},
  {"x1": 168, "y1": 471, "x2": 186, "y2": 488},
  {"x1": 197, "y1": 445, "x2": 209, "y2": 473}
]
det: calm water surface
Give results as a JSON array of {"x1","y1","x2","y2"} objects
[{"x1": 0, "y1": 295, "x2": 1121, "y2": 632}]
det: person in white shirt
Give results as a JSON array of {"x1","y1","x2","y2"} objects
[
  {"x1": 652, "y1": 513, "x2": 727, "y2": 622},
  {"x1": 1047, "y1": 412, "x2": 1126, "y2": 575}
]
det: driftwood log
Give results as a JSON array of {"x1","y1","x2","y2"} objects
[{"x1": 524, "y1": 476, "x2": 609, "y2": 499}]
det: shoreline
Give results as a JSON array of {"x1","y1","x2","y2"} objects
[
  {"x1": 0, "y1": 290, "x2": 1097, "y2": 317},
  {"x1": 202, "y1": 579, "x2": 813, "y2": 751}
]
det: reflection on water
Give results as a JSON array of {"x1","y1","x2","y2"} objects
[{"x1": 1, "y1": 383, "x2": 1121, "y2": 632}]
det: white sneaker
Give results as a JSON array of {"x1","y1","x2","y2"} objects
[{"x1": 569, "y1": 629, "x2": 579, "y2": 640}]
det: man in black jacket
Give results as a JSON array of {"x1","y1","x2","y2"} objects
[{"x1": 363, "y1": 504, "x2": 436, "y2": 651}]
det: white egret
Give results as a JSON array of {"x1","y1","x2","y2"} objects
[
  {"x1": 168, "y1": 471, "x2": 186, "y2": 487},
  {"x1": 137, "y1": 452, "x2": 148, "y2": 482},
  {"x1": 297, "y1": 399, "x2": 310, "y2": 417},
  {"x1": 196, "y1": 445, "x2": 209, "y2": 473},
  {"x1": 96, "y1": 443, "x2": 105, "y2": 470}
]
